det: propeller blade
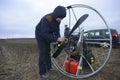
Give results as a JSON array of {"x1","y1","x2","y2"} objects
[
  {"x1": 68, "y1": 14, "x2": 89, "y2": 37},
  {"x1": 52, "y1": 42, "x2": 67, "y2": 58},
  {"x1": 52, "y1": 14, "x2": 89, "y2": 58}
]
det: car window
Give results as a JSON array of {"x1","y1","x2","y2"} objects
[
  {"x1": 104, "y1": 31, "x2": 109, "y2": 38},
  {"x1": 84, "y1": 32, "x2": 88, "y2": 36},
  {"x1": 90, "y1": 32, "x2": 94, "y2": 36},
  {"x1": 89, "y1": 32, "x2": 95, "y2": 39},
  {"x1": 95, "y1": 31, "x2": 100, "y2": 36}
]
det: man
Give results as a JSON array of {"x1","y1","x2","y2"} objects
[
  {"x1": 64, "y1": 24, "x2": 70, "y2": 38},
  {"x1": 35, "y1": 6, "x2": 66, "y2": 79}
]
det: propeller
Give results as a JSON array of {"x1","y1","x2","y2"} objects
[{"x1": 52, "y1": 14, "x2": 89, "y2": 58}]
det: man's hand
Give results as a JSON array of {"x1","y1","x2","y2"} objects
[
  {"x1": 57, "y1": 37, "x2": 68, "y2": 43},
  {"x1": 57, "y1": 37, "x2": 65, "y2": 42}
]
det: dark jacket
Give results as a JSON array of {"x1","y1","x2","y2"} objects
[
  {"x1": 35, "y1": 14, "x2": 60, "y2": 43},
  {"x1": 35, "y1": 6, "x2": 66, "y2": 43},
  {"x1": 64, "y1": 27, "x2": 70, "y2": 38}
]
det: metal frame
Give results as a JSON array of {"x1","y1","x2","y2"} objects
[{"x1": 51, "y1": 4, "x2": 112, "y2": 79}]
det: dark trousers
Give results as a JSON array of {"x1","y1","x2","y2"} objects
[{"x1": 36, "y1": 39, "x2": 51, "y2": 75}]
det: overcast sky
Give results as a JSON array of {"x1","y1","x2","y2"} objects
[{"x1": 0, "y1": 0, "x2": 120, "y2": 38}]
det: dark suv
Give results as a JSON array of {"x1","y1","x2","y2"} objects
[{"x1": 83, "y1": 29, "x2": 119, "y2": 46}]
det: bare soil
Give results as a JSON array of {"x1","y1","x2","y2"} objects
[{"x1": 0, "y1": 38, "x2": 120, "y2": 80}]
